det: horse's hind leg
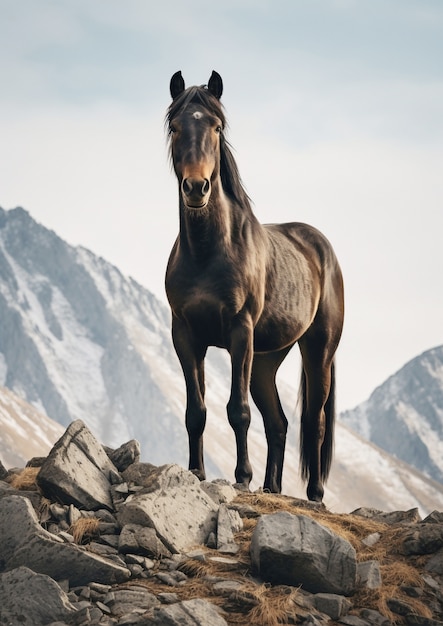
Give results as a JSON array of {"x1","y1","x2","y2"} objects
[
  {"x1": 250, "y1": 347, "x2": 292, "y2": 493},
  {"x1": 298, "y1": 334, "x2": 337, "y2": 502}
]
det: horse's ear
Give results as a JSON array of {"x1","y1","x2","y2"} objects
[
  {"x1": 207, "y1": 71, "x2": 223, "y2": 99},
  {"x1": 170, "y1": 71, "x2": 185, "y2": 99}
]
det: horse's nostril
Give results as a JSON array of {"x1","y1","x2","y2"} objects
[
  {"x1": 201, "y1": 179, "x2": 210, "y2": 195},
  {"x1": 182, "y1": 178, "x2": 193, "y2": 196}
]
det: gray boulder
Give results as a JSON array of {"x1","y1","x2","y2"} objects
[
  {"x1": 105, "y1": 587, "x2": 160, "y2": 616},
  {"x1": 0, "y1": 495, "x2": 130, "y2": 585},
  {"x1": 117, "y1": 464, "x2": 218, "y2": 553},
  {"x1": 313, "y1": 593, "x2": 352, "y2": 619},
  {"x1": 104, "y1": 439, "x2": 141, "y2": 472},
  {"x1": 200, "y1": 479, "x2": 238, "y2": 504},
  {"x1": 402, "y1": 523, "x2": 443, "y2": 555},
  {"x1": 250, "y1": 511, "x2": 357, "y2": 595},
  {"x1": 119, "y1": 523, "x2": 172, "y2": 558},
  {"x1": 150, "y1": 598, "x2": 228, "y2": 625},
  {"x1": 0, "y1": 566, "x2": 76, "y2": 626},
  {"x1": 358, "y1": 560, "x2": 382, "y2": 589},
  {"x1": 37, "y1": 420, "x2": 121, "y2": 511},
  {"x1": 216, "y1": 503, "x2": 243, "y2": 553}
]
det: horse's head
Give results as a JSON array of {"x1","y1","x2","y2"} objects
[{"x1": 167, "y1": 71, "x2": 225, "y2": 211}]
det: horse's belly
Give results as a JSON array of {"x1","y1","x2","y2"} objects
[
  {"x1": 254, "y1": 295, "x2": 317, "y2": 352},
  {"x1": 253, "y1": 318, "x2": 306, "y2": 353}
]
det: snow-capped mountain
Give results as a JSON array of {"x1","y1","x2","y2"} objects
[
  {"x1": 1, "y1": 205, "x2": 442, "y2": 514},
  {"x1": 340, "y1": 345, "x2": 443, "y2": 484},
  {"x1": 0, "y1": 206, "x2": 191, "y2": 465}
]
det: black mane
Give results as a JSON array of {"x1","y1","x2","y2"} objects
[{"x1": 166, "y1": 85, "x2": 251, "y2": 209}]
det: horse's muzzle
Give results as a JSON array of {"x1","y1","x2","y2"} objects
[{"x1": 181, "y1": 177, "x2": 211, "y2": 209}]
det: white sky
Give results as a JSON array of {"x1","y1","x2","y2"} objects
[{"x1": 1, "y1": 0, "x2": 442, "y2": 412}]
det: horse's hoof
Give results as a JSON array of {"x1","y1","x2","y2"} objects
[
  {"x1": 233, "y1": 482, "x2": 250, "y2": 492},
  {"x1": 263, "y1": 481, "x2": 282, "y2": 494},
  {"x1": 307, "y1": 483, "x2": 324, "y2": 503},
  {"x1": 190, "y1": 468, "x2": 206, "y2": 481}
]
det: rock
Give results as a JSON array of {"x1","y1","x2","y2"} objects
[
  {"x1": 339, "y1": 616, "x2": 372, "y2": 626},
  {"x1": 313, "y1": 593, "x2": 352, "y2": 619},
  {"x1": 0, "y1": 566, "x2": 76, "y2": 626},
  {"x1": 119, "y1": 523, "x2": 172, "y2": 558},
  {"x1": 423, "y1": 512, "x2": 443, "y2": 525},
  {"x1": 0, "y1": 459, "x2": 8, "y2": 480},
  {"x1": 200, "y1": 479, "x2": 238, "y2": 504},
  {"x1": 105, "y1": 587, "x2": 160, "y2": 615},
  {"x1": 250, "y1": 511, "x2": 357, "y2": 595},
  {"x1": 387, "y1": 597, "x2": 414, "y2": 616},
  {"x1": 402, "y1": 524, "x2": 443, "y2": 555},
  {"x1": 362, "y1": 532, "x2": 381, "y2": 547},
  {"x1": 358, "y1": 560, "x2": 382, "y2": 589},
  {"x1": 105, "y1": 440, "x2": 141, "y2": 472},
  {"x1": 121, "y1": 461, "x2": 161, "y2": 486},
  {"x1": 208, "y1": 556, "x2": 240, "y2": 568},
  {"x1": 117, "y1": 464, "x2": 218, "y2": 553},
  {"x1": 425, "y1": 548, "x2": 443, "y2": 575},
  {"x1": 26, "y1": 456, "x2": 47, "y2": 468},
  {"x1": 405, "y1": 617, "x2": 443, "y2": 626},
  {"x1": 37, "y1": 420, "x2": 121, "y2": 511},
  {"x1": 216, "y1": 503, "x2": 243, "y2": 553},
  {"x1": 0, "y1": 495, "x2": 131, "y2": 585},
  {"x1": 212, "y1": 579, "x2": 244, "y2": 594},
  {"x1": 150, "y1": 598, "x2": 228, "y2": 625},
  {"x1": 360, "y1": 608, "x2": 391, "y2": 626},
  {"x1": 351, "y1": 507, "x2": 421, "y2": 525},
  {"x1": 422, "y1": 575, "x2": 440, "y2": 591},
  {"x1": 2, "y1": 421, "x2": 443, "y2": 626}
]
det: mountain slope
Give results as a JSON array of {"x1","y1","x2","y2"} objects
[
  {"x1": 340, "y1": 345, "x2": 443, "y2": 483},
  {"x1": 0, "y1": 206, "x2": 192, "y2": 468},
  {"x1": 0, "y1": 384, "x2": 64, "y2": 467},
  {"x1": 1, "y1": 205, "x2": 442, "y2": 515}
]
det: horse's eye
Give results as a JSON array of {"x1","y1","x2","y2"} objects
[
  {"x1": 169, "y1": 125, "x2": 177, "y2": 134},
  {"x1": 215, "y1": 126, "x2": 222, "y2": 134}
]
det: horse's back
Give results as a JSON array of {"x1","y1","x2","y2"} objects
[{"x1": 265, "y1": 222, "x2": 339, "y2": 266}]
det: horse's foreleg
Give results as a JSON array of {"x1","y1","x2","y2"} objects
[
  {"x1": 172, "y1": 319, "x2": 207, "y2": 480},
  {"x1": 227, "y1": 316, "x2": 254, "y2": 488},
  {"x1": 250, "y1": 349, "x2": 291, "y2": 493}
]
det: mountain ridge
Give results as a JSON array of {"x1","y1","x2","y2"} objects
[{"x1": 340, "y1": 344, "x2": 443, "y2": 483}]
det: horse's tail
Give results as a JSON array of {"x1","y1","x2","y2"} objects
[{"x1": 299, "y1": 360, "x2": 336, "y2": 483}]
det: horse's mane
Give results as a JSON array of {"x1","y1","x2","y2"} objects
[{"x1": 166, "y1": 85, "x2": 251, "y2": 209}]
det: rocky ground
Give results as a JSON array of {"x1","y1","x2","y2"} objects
[{"x1": 1, "y1": 420, "x2": 443, "y2": 626}]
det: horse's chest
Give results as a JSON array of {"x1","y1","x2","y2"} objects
[{"x1": 178, "y1": 287, "x2": 235, "y2": 345}]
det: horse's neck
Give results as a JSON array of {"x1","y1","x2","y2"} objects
[{"x1": 179, "y1": 190, "x2": 248, "y2": 262}]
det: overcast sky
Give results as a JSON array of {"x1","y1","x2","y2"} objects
[{"x1": 1, "y1": 0, "x2": 442, "y2": 412}]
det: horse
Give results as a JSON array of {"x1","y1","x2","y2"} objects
[{"x1": 165, "y1": 71, "x2": 344, "y2": 502}]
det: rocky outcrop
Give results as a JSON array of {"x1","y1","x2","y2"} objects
[
  {"x1": 116, "y1": 463, "x2": 220, "y2": 553},
  {"x1": 1, "y1": 420, "x2": 443, "y2": 626},
  {"x1": 250, "y1": 511, "x2": 357, "y2": 594},
  {"x1": 36, "y1": 420, "x2": 122, "y2": 511}
]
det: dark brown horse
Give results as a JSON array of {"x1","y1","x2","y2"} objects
[{"x1": 165, "y1": 71, "x2": 344, "y2": 502}]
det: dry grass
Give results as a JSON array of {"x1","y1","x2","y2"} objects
[
  {"x1": 7, "y1": 467, "x2": 40, "y2": 490},
  {"x1": 70, "y1": 517, "x2": 100, "y2": 544},
  {"x1": 137, "y1": 492, "x2": 437, "y2": 626},
  {"x1": 231, "y1": 584, "x2": 300, "y2": 626},
  {"x1": 355, "y1": 560, "x2": 432, "y2": 621},
  {"x1": 7, "y1": 471, "x2": 437, "y2": 625}
]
